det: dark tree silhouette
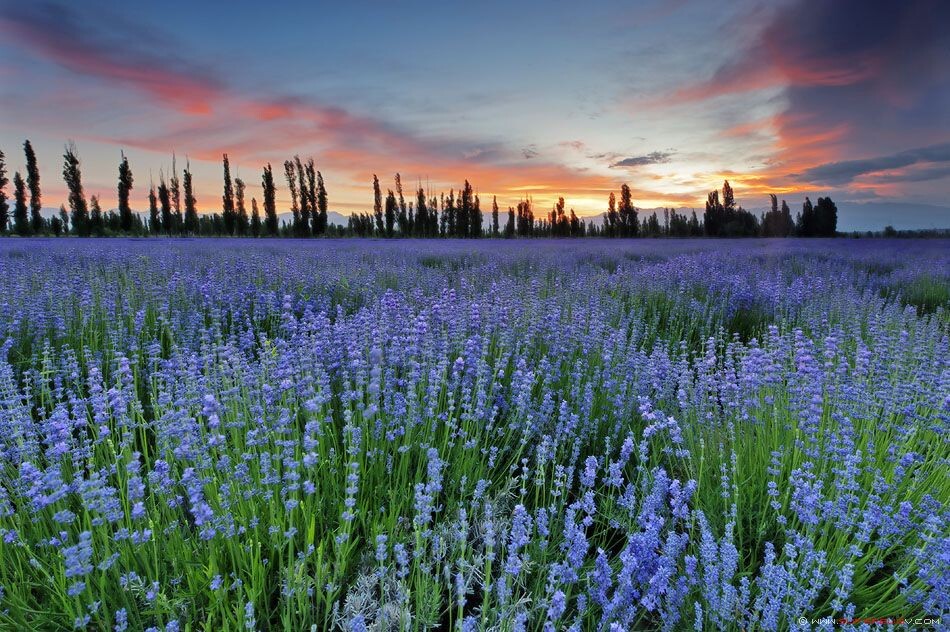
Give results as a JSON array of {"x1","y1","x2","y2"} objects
[
  {"x1": 472, "y1": 191, "x2": 482, "y2": 237},
  {"x1": 148, "y1": 185, "x2": 160, "y2": 234},
  {"x1": 385, "y1": 189, "x2": 397, "y2": 237},
  {"x1": 814, "y1": 196, "x2": 838, "y2": 236},
  {"x1": 262, "y1": 164, "x2": 278, "y2": 236},
  {"x1": 284, "y1": 160, "x2": 300, "y2": 231},
  {"x1": 24, "y1": 141, "x2": 43, "y2": 234},
  {"x1": 118, "y1": 152, "x2": 135, "y2": 232},
  {"x1": 251, "y1": 197, "x2": 261, "y2": 237},
  {"x1": 605, "y1": 191, "x2": 618, "y2": 237},
  {"x1": 13, "y1": 172, "x2": 28, "y2": 236},
  {"x1": 797, "y1": 197, "x2": 815, "y2": 237},
  {"x1": 373, "y1": 175, "x2": 383, "y2": 235},
  {"x1": 170, "y1": 155, "x2": 182, "y2": 232},
  {"x1": 704, "y1": 190, "x2": 723, "y2": 236},
  {"x1": 491, "y1": 195, "x2": 499, "y2": 237},
  {"x1": 315, "y1": 170, "x2": 328, "y2": 235},
  {"x1": 235, "y1": 178, "x2": 249, "y2": 235},
  {"x1": 183, "y1": 161, "x2": 198, "y2": 234},
  {"x1": 294, "y1": 156, "x2": 310, "y2": 236},
  {"x1": 618, "y1": 184, "x2": 638, "y2": 237},
  {"x1": 50, "y1": 207, "x2": 63, "y2": 236},
  {"x1": 394, "y1": 173, "x2": 409, "y2": 235},
  {"x1": 89, "y1": 195, "x2": 104, "y2": 236},
  {"x1": 63, "y1": 143, "x2": 89, "y2": 236},
  {"x1": 222, "y1": 154, "x2": 235, "y2": 235},
  {"x1": 158, "y1": 175, "x2": 172, "y2": 234},
  {"x1": 58, "y1": 205, "x2": 69, "y2": 235},
  {"x1": 505, "y1": 205, "x2": 515, "y2": 237}
]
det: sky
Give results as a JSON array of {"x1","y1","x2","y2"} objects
[{"x1": 1, "y1": 0, "x2": 948, "y2": 228}]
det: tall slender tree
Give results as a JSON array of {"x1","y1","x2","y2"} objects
[
  {"x1": 618, "y1": 184, "x2": 637, "y2": 237},
  {"x1": 63, "y1": 143, "x2": 88, "y2": 236},
  {"x1": 304, "y1": 159, "x2": 318, "y2": 235},
  {"x1": 222, "y1": 154, "x2": 235, "y2": 235},
  {"x1": 183, "y1": 161, "x2": 198, "y2": 234},
  {"x1": 170, "y1": 154, "x2": 182, "y2": 233},
  {"x1": 235, "y1": 178, "x2": 249, "y2": 235},
  {"x1": 158, "y1": 174, "x2": 172, "y2": 233},
  {"x1": 294, "y1": 156, "x2": 310, "y2": 236},
  {"x1": 148, "y1": 184, "x2": 160, "y2": 234},
  {"x1": 491, "y1": 195, "x2": 499, "y2": 237},
  {"x1": 0, "y1": 149, "x2": 8, "y2": 233},
  {"x1": 24, "y1": 140, "x2": 43, "y2": 234},
  {"x1": 13, "y1": 172, "x2": 28, "y2": 235},
  {"x1": 414, "y1": 187, "x2": 429, "y2": 237},
  {"x1": 89, "y1": 195, "x2": 104, "y2": 236},
  {"x1": 385, "y1": 189, "x2": 397, "y2": 237},
  {"x1": 284, "y1": 160, "x2": 299, "y2": 232},
  {"x1": 250, "y1": 197, "x2": 261, "y2": 237},
  {"x1": 471, "y1": 192, "x2": 482, "y2": 237},
  {"x1": 373, "y1": 175, "x2": 383, "y2": 235},
  {"x1": 262, "y1": 164, "x2": 278, "y2": 236},
  {"x1": 118, "y1": 152, "x2": 134, "y2": 232},
  {"x1": 395, "y1": 173, "x2": 408, "y2": 235},
  {"x1": 59, "y1": 204, "x2": 69, "y2": 233},
  {"x1": 315, "y1": 170, "x2": 328, "y2": 235}
]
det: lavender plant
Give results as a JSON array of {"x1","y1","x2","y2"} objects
[{"x1": 0, "y1": 238, "x2": 946, "y2": 631}]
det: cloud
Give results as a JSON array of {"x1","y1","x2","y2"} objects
[
  {"x1": 658, "y1": 0, "x2": 950, "y2": 202},
  {"x1": 611, "y1": 151, "x2": 674, "y2": 168},
  {"x1": 1, "y1": 1, "x2": 637, "y2": 212},
  {"x1": 799, "y1": 143, "x2": 950, "y2": 185},
  {"x1": 0, "y1": 2, "x2": 223, "y2": 114}
]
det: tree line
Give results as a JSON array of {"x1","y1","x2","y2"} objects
[{"x1": 0, "y1": 140, "x2": 837, "y2": 238}]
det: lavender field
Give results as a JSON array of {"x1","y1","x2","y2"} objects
[{"x1": 0, "y1": 238, "x2": 947, "y2": 631}]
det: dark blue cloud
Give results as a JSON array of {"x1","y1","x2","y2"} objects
[
  {"x1": 611, "y1": 151, "x2": 673, "y2": 168},
  {"x1": 800, "y1": 143, "x2": 950, "y2": 185}
]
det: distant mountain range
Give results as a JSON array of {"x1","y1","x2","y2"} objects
[{"x1": 26, "y1": 202, "x2": 950, "y2": 233}]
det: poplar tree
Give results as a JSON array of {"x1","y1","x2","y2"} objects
[
  {"x1": 24, "y1": 140, "x2": 43, "y2": 233},
  {"x1": 183, "y1": 161, "x2": 198, "y2": 234},
  {"x1": 491, "y1": 195, "x2": 499, "y2": 237},
  {"x1": 63, "y1": 143, "x2": 88, "y2": 236},
  {"x1": 262, "y1": 164, "x2": 278, "y2": 236},
  {"x1": 148, "y1": 185, "x2": 160, "y2": 233},
  {"x1": 373, "y1": 175, "x2": 383, "y2": 235},
  {"x1": 618, "y1": 184, "x2": 637, "y2": 237},
  {"x1": 118, "y1": 152, "x2": 134, "y2": 232},
  {"x1": 170, "y1": 155, "x2": 182, "y2": 233},
  {"x1": 284, "y1": 160, "x2": 300, "y2": 232},
  {"x1": 58, "y1": 205, "x2": 69, "y2": 235},
  {"x1": 415, "y1": 187, "x2": 428, "y2": 237},
  {"x1": 315, "y1": 170, "x2": 328, "y2": 235},
  {"x1": 89, "y1": 195, "x2": 104, "y2": 236},
  {"x1": 394, "y1": 174, "x2": 409, "y2": 235},
  {"x1": 235, "y1": 178, "x2": 249, "y2": 235},
  {"x1": 158, "y1": 175, "x2": 172, "y2": 233},
  {"x1": 385, "y1": 189, "x2": 397, "y2": 237},
  {"x1": 472, "y1": 191, "x2": 482, "y2": 237},
  {"x1": 294, "y1": 156, "x2": 310, "y2": 236},
  {"x1": 222, "y1": 154, "x2": 235, "y2": 235},
  {"x1": 250, "y1": 197, "x2": 261, "y2": 236},
  {"x1": 305, "y1": 159, "x2": 317, "y2": 235},
  {"x1": 13, "y1": 172, "x2": 28, "y2": 235}
]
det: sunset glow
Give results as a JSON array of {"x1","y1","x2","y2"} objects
[{"x1": 0, "y1": 0, "x2": 947, "y2": 229}]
